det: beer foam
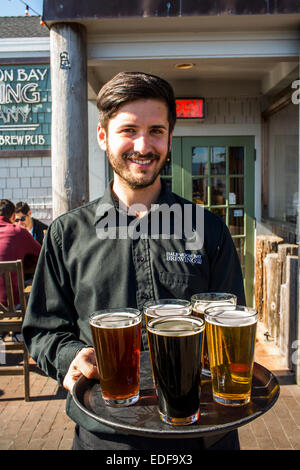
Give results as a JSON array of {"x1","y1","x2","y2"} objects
[
  {"x1": 148, "y1": 304, "x2": 190, "y2": 316},
  {"x1": 149, "y1": 317, "x2": 204, "y2": 336},
  {"x1": 90, "y1": 312, "x2": 141, "y2": 329},
  {"x1": 205, "y1": 310, "x2": 257, "y2": 327},
  {"x1": 194, "y1": 301, "x2": 235, "y2": 314}
]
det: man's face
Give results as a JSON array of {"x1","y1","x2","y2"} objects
[
  {"x1": 98, "y1": 99, "x2": 172, "y2": 189},
  {"x1": 15, "y1": 211, "x2": 30, "y2": 229}
]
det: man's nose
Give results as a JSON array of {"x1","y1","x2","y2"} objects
[{"x1": 133, "y1": 135, "x2": 151, "y2": 154}]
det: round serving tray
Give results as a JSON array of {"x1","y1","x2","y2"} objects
[{"x1": 73, "y1": 351, "x2": 280, "y2": 439}]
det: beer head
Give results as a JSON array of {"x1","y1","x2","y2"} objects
[
  {"x1": 191, "y1": 293, "x2": 237, "y2": 315},
  {"x1": 204, "y1": 306, "x2": 257, "y2": 327},
  {"x1": 191, "y1": 292, "x2": 237, "y2": 307},
  {"x1": 147, "y1": 315, "x2": 204, "y2": 336},
  {"x1": 90, "y1": 308, "x2": 141, "y2": 329},
  {"x1": 144, "y1": 299, "x2": 191, "y2": 321}
]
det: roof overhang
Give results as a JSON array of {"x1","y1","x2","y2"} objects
[
  {"x1": 43, "y1": 0, "x2": 300, "y2": 21},
  {"x1": 42, "y1": 0, "x2": 300, "y2": 35}
]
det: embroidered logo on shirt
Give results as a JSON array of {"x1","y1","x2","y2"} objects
[{"x1": 166, "y1": 251, "x2": 202, "y2": 264}]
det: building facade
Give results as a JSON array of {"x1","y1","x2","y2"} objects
[
  {"x1": 0, "y1": 16, "x2": 51, "y2": 224},
  {"x1": 1, "y1": 3, "x2": 300, "y2": 376}
]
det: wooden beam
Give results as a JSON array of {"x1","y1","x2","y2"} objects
[{"x1": 50, "y1": 23, "x2": 89, "y2": 217}]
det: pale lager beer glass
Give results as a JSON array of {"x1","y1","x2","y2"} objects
[
  {"x1": 191, "y1": 293, "x2": 237, "y2": 376},
  {"x1": 204, "y1": 306, "x2": 258, "y2": 406}
]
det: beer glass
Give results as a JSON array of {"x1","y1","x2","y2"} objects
[
  {"x1": 89, "y1": 308, "x2": 142, "y2": 407},
  {"x1": 204, "y1": 306, "x2": 258, "y2": 406},
  {"x1": 143, "y1": 299, "x2": 192, "y2": 324},
  {"x1": 147, "y1": 315, "x2": 205, "y2": 425},
  {"x1": 191, "y1": 293, "x2": 237, "y2": 376}
]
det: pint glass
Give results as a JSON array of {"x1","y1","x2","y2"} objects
[
  {"x1": 143, "y1": 299, "x2": 191, "y2": 324},
  {"x1": 147, "y1": 315, "x2": 204, "y2": 425},
  {"x1": 89, "y1": 308, "x2": 142, "y2": 406},
  {"x1": 191, "y1": 293, "x2": 237, "y2": 376},
  {"x1": 204, "y1": 306, "x2": 258, "y2": 406}
]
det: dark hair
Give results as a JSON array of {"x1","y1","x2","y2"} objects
[
  {"x1": 15, "y1": 201, "x2": 30, "y2": 215},
  {"x1": 0, "y1": 199, "x2": 15, "y2": 218},
  {"x1": 96, "y1": 71, "x2": 176, "y2": 133}
]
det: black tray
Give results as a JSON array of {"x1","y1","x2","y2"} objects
[{"x1": 73, "y1": 351, "x2": 280, "y2": 439}]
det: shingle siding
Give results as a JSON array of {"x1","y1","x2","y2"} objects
[{"x1": 0, "y1": 17, "x2": 49, "y2": 38}]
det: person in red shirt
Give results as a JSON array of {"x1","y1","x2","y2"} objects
[{"x1": 0, "y1": 199, "x2": 41, "y2": 307}]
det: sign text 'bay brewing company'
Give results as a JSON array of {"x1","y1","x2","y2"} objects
[{"x1": 0, "y1": 65, "x2": 51, "y2": 150}]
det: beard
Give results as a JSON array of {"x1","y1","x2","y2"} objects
[{"x1": 106, "y1": 145, "x2": 170, "y2": 190}]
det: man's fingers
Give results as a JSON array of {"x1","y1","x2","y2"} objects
[
  {"x1": 77, "y1": 360, "x2": 99, "y2": 379},
  {"x1": 63, "y1": 367, "x2": 82, "y2": 393},
  {"x1": 63, "y1": 347, "x2": 99, "y2": 394}
]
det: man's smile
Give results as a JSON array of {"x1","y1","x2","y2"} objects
[{"x1": 123, "y1": 151, "x2": 160, "y2": 169}]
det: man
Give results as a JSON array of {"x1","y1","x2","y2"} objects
[
  {"x1": 23, "y1": 72, "x2": 245, "y2": 450},
  {"x1": 15, "y1": 201, "x2": 48, "y2": 245},
  {"x1": 0, "y1": 199, "x2": 41, "y2": 307}
]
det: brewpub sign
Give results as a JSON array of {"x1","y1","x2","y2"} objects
[{"x1": 0, "y1": 64, "x2": 51, "y2": 151}]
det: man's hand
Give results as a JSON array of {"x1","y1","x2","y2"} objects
[{"x1": 63, "y1": 347, "x2": 99, "y2": 394}]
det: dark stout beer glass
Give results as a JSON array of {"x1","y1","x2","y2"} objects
[
  {"x1": 147, "y1": 315, "x2": 204, "y2": 425},
  {"x1": 89, "y1": 308, "x2": 141, "y2": 406},
  {"x1": 205, "y1": 306, "x2": 257, "y2": 406},
  {"x1": 144, "y1": 299, "x2": 192, "y2": 389},
  {"x1": 191, "y1": 293, "x2": 237, "y2": 376}
]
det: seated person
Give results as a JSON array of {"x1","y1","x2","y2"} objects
[
  {"x1": 15, "y1": 201, "x2": 48, "y2": 245},
  {"x1": 0, "y1": 199, "x2": 41, "y2": 307}
]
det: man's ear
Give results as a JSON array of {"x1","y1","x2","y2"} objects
[{"x1": 97, "y1": 123, "x2": 107, "y2": 151}]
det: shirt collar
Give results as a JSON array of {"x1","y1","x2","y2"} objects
[{"x1": 94, "y1": 179, "x2": 177, "y2": 226}]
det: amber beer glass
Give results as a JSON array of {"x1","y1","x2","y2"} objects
[
  {"x1": 89, "y1": 308, "x2": 142, "y2": 406},
  {"x1": 147, "y1": 315, "x2": 204, "y2": 425},
  {"x1": 205, "y1": 306, "x2": 258, "y2": 406},
  {"x1": 143, "y1": 299, "x2": 192, "y2": 324},
  {"x1": 191, "y1": 293, "x2": 237, "y2": 376}
]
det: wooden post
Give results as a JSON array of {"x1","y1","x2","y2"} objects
[
  {"x1": 280, "y1": 283, "x2": 288, "y2": 366},
  {"x1": 263, "y1": 253, "x2": 280, "y2": 340},
  {"x1": 255, "y1": 235, "x2": 283, "y2": 321},
  {"x1": 277, "y1": 244, "x2": 298, "y2": 284},
  {"x1": 279, "y1": 255, "x2": 298, "y2": 371},
  {"x1": 50, "y1": 23, "x2": 89, "y2": 218}
]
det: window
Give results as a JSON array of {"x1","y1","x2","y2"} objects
[{"x1": 262, "y1": 98, "x2": 299, "y2": 233}]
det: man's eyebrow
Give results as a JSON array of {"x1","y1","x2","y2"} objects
[
  {"x1": 117, "y1": 123, "x2": 168, "y2": 130},
  {"x1": 149, "y1": 124, "x2": 168, "y2": 130}
]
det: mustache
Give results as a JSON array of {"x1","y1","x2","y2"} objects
[{"x1": 122, "y1": 151, "x2": 160, "y2": 161}]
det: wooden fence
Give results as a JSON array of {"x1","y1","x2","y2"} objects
[{"x1": 254, "y1": 235, "x2": 298, "y2": 371}]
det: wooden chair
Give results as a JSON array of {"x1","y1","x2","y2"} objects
[{"x1": 0, "y1": 260, "x2": 30, "y2": 401}]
